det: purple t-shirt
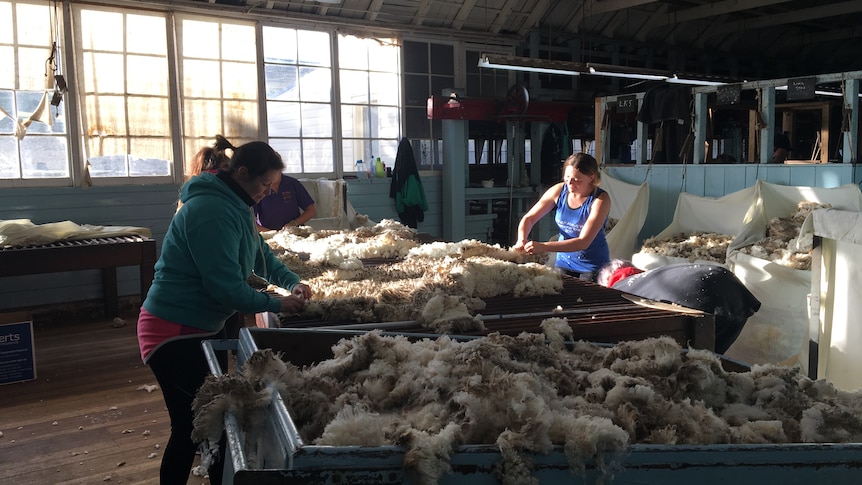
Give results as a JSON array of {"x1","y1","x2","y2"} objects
[{"x1": 254, "y1": 175, "x2": 314, "y2": 230}]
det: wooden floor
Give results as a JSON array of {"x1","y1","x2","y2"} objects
[{"x1": 0, "y1": 312, "x2": 212, "y2": 485}]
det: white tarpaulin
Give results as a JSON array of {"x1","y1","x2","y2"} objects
[
  {"x1": 601, "y1": 169, "x2": 649, "y2": 261},
  {"x1": 296, "y1": 178, "x2": 370, "y2": 230},
  {"x1": 0, "y1": 219, "x2": 152, "y2": 248},
  {"x1": 811, "y1": 208, "x2": 862, "y2": 391},
  {"x1": 725, "y1": 181, "x2": 862, "y2": 370},
  {"x1": 632, "y1": 185, "x2": 758, "y2": 269}
]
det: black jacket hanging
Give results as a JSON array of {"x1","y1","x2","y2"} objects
[{"x1": 389, "y1": 138, "x2": 428, "y2": 229}]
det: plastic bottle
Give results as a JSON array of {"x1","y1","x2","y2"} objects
[
  {"x1": 375, "y1": 157, "x2": 385, "y2": 177},
  {"x1": 354, "y1": 160, "x2": 365, "y2": 181}
]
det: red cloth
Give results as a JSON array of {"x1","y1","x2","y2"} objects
[{"x1": 608, "y1": 266, "x2": 643, "y2": 287}]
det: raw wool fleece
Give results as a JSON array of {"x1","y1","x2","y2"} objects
[
  {"x1": 193, "y1": 325, "x2": 862, "y2": 484},
  {"x1": 640, "y1": 231, "x2": 734, "y2": 264},
  {"x1": 265, "y1": 228, "x2": 563, "y2": 332},
  {"x1": 271, "y1": 218, "x2": 422, "y2": 263},
  {"x1": 737, "y1": 201, "x2": 832, "y2": 270}
]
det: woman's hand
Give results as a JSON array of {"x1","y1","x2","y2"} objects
[
  {"x1": 511, "y1": 239, "x2": 527, "y2": 252},
  {"x1": 524, "y1": 240, "x2": 547, "y2": 254},
  {"x1": 291, "y1": 283, "x2": 312, "y2": 300},
  {"x1": 278, "y1": 294, "x2": 306, "y2": 314}
]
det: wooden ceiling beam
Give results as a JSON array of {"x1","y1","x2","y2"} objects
[
  {"x1": 707, "y1": 0, "x2": 862, "y2": 37},
  {"x1": 517, "y1": 0, "x2": 552, "y2": 37},
  {"x1": 451, "y1": 0, "x2": 477, "y2": 30},
  {"x1": 489, "y1": 0, "x2": 518, "y2": 34}
]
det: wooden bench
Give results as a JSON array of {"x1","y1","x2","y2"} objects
[{"x1": 0, "y1": 236, "x2": 157, "y2": 317}]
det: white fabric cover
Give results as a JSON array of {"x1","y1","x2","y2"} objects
[
  {"x1": 0, "y1": 219, "x2": 152, "y2": 248},
  {"x1": 725, "y1": 181, "x2": 862, "y2": 370},
  {"x1": 601, "y1": 169, "x2": 649, "y2": 261},
  {"x1": 812, "y1": 209, "x2": 862, "y2": 391},
  {"x1": 632, "y1": 185, "x2": 758, "y2": 269},
  {"x1": 296, "y1": 178, "x2": 369, "y2": 230}
]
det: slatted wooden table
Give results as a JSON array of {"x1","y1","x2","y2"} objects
[{"x1": 0, "y1": 236, "x2": 157, "y2": 316}]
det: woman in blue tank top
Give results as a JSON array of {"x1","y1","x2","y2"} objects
[{"x1": 512, "y1": 153, "x2": 611, "y2": 282}]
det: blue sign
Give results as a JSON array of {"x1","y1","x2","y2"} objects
[{"x1": 0, "y1": 320, "x2": 36, "y2": 385}]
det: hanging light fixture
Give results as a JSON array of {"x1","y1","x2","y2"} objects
[
  {"x1": 585, "y1": 62, "x2": 670, "y2": 81},
  {"x1": 478, "y1": 53, "x2": 585, "y2": 76},
  {"x1": 667, "y1": 74, "x2": 727, "y2": 86}
]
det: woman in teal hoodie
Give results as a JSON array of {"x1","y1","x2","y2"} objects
[{"x1": 137, "y1": 135, "x2": 311, "y2": 484}]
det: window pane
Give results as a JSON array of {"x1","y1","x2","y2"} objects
[
  {"x1": 182, "y1": 20, "x2": 220, "y2": 59},
  {"x1": 88, "y1": 154, "x2": 127, "y2": 178},
  {"x1": 21, "y1": 136, "x2": 69, "y2": 178},
  {"x1": 126, "y1": 15, "x2": 166, "y2": 55},
  {"x1": 0, "y1": 47, "x2": 12, "y2": 89},
  {"x1": 16, "y1": 3, "x2": 51, "y2": 46},
  {"x1": 267, "y1": 101, "x2": 301, "y2": 137},
  {"x1": 184, "y1": 99, "x2": 223, "y2": 138},
  {"x1": 299, "y1": 67, "x2": 331, "y2": 102},
  {"x1": 85, "y1": 95, "x2": 128, "y2": 137},
  {"x1": 129, "y1": 154, "x2": 171, "y2": 177},
  {"x1": 372, "y1": 106, "x2": 400, "y2": 139},
  {"x1": 265, "y1": 64, "x2": 299, "y2": 100},
  {"x1": 302, "y1": 138, "x2": 333, "y2": 172},
  {"x1": 262, "y1": 26, "x2": 297, "y2": 64},
  {"x1": 127, "y1": 55, "x2": 168, "y2": 95},
  {"x1": 221, "y1": 23, "x2": 255, "y2": 62},
  {"x1": 340, "y1": 105, "x2": 365, "y2": 138},
  {"x1": 270, "y1": 138, "x2": 301, "y2": 172},
  {"x1": 79, "y1": 10, "x2": 124, "y2": 51},
  {"x1": 0, "y1": 136, "x2": 19, "y2": 178},
  {"x1": 340, "y1": 70, "x2": 368, "y2": 104},
  {"x1": 370, "y1": 72, "x2": 399, "y2": 105},
  {"x1": 338, "y1": 36, "x2": 367, "y2": 70},
  {"x1": 128, "y1": 97, "x2": 168, "y2": 136},
  {"x1": 368, "y1": 40, "x2": 398, "y2": 72},
  {"x1": 18, "y1": 47, "x2": 51, "y2": 90},
  {"x1": 183, "y1": 59, "x2": 222, "y2": 98},
  {"x1": 0, "y1": 4, "x2": 11, "y2": 44},
  {"x1": 222, "y1": 61, "x2": 257, "y2": 100},
  {"x1": 297, "y1": 30, "x2": 330, "y2": 67},
  {"x1": 341, "y1": 138, "x2": 370, "y2": 173},
  {"x1": 300, "y1": 103, "x2": 332, "y2": 137},
  {"x1": 222, "y1": 100, "x2": 258, "y2": 139},
  {"x1": 84, "y1": 52, "x2": 125, "y2": 93}
]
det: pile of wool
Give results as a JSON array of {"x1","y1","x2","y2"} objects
[
  {"x1": 737, "y1": 201, "x2": 832, "y2": 270},
  {"x1": 193, "y1": 325, "x2": 862, "y2": 484},
  {"x1": 270, "y1": 219, "x2": 421, "y2": 265},
  {"x1": 640, "y1": 231, "x2": 733, "y2": 264},
  {"x1": 272, "y1": 254, "x2": 561, "y2": 333},
  {"x1": 407, "y1": 239, "x2": 549, "y2": 265}
]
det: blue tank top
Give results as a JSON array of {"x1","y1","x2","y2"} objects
[{"x1": 554, "y1": 185, "x2": 610, "y2": 274}]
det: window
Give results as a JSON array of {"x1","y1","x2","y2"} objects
[
  {"x1": 179, "y1": 16, "x2": 258, "y2": 175},
  {"x1": 74, "y1": 6, "x2": 172, "y2": 179},
  {"x1": 0, "y1": 1, "x2": 69, "y2": 183},
  {"x1": 339, "y1": 34, "x2": 401, "y2": 174},
  {"x1": 404, "y1": 40, "x2": 454, "y2": 169},
  {"x1": 263, "y1": 26, "x2": 333, "y2": 174}
]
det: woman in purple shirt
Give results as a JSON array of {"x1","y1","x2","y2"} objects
[
  {"x1": 513, "y1": 153, "x2": 611, "y2": 282},
  {"x1": 253, "y1": 172, "x2": 316, "y2": 231}
]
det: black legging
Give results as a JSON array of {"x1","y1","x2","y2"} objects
[{"x1": 148, "y1": 331, "x2": 228, "y2": 485}]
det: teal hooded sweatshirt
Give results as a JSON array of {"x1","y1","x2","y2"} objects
[{"x1": 143, "y1": 171, "x2": 300, "y2": 331}]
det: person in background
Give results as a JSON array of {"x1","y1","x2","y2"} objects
[
  {"x1": 772, "y1": 131, "x2": 792, "y2": 164},
  {"x1": 188, "y1": 145, "x2": 231, "y2": 181},
  {"x1": 254, "y1": 170, "x2": 316, "y2": 231},
  {"x1": 597, "y1": 259, "x2": 761, "y2": 354},
  {"x1": 177, "y1": 144, "x2": 233, "y2": 212},
  {"x1": 138, "y1": 134, "x2": 312, "y2": 485},
  {"x1": 513, "y1": 153, "x2": 611, "y2": 282}
]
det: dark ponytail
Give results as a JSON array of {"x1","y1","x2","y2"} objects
[{"x1": 215, "y1": 134, "x2": 284, "y2": 178}]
